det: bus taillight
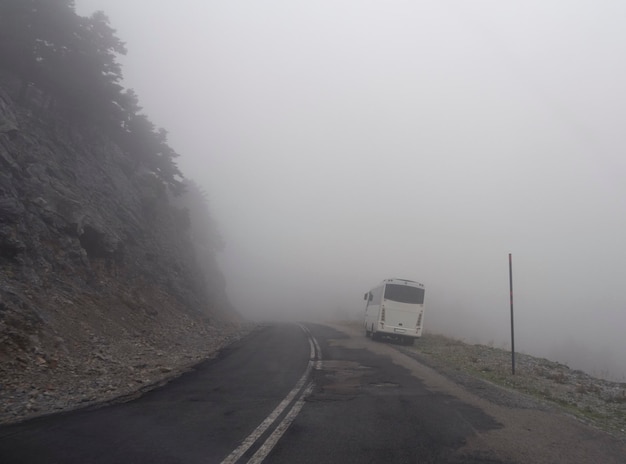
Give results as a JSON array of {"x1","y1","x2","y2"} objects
[{"x1": 381, "y1": 306, "x2": 386, "y2": 322}]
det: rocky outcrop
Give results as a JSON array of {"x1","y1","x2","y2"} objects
[{"x1": 0, "y1": 83, "x2": 242, "y2": 424}]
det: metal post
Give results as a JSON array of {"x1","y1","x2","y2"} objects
[{"x1": 509, "y1": 253, "x2": 515, "y2": 375}]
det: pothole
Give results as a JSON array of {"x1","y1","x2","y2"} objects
[
  {"x1": 315, "y1": 360, "x2": 370, "y2": 396},
  {"x1": 370, "y1": 381, "x2": 400, "y2": 388},
  {"x1": 320, "y1": 360, "x2": 364, "y2": 370}
]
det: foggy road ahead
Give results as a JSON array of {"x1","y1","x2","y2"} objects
[{"x1": 1, "y1": 323, "x2": 625, "y2": 463}]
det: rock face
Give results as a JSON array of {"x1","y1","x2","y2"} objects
[{"x1": 0, "y1": 82, "x2": 241, "y2": 424}]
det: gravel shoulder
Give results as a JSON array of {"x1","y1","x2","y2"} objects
[
  {"x1": 329, "y1": 320, "x2": 626, "y2": 463},
  {"x1": 0, "y1": 321, "x2": 258, "y2": 425},
  {"x1": 397, "y1": 331, "x2": 626, "y2": 438}
]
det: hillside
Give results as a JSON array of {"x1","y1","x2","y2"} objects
[{"x1": 0, "y1": 78, "x2": 244, "y2": 425}]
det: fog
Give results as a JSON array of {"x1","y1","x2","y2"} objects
[{"x1": 75, "y1": 1, "x2": 626, "y2": 380}]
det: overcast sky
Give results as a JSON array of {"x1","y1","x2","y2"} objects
[{"x1": 75, "y1": 1, "x2": 626, "y2": 380}]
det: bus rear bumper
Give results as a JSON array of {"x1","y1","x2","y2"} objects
[{"x1": 376, "y1": 326, "x2": 420, "y2": 339}]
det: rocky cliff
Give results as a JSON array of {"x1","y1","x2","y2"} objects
[{"x1": 0, "y1": 80, "x2": 243, "y2": 424}]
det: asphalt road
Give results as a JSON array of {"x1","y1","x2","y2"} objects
[
  {"x1": 1, "y1": 322, "x2": 625, "y2": 463},
  {"x1": 266, "y1": 323, "x2": 504, "y2": 464},
  {"x1": 0, "y1": 324, "x2": 311, "y2": 464}
]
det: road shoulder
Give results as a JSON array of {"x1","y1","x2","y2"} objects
[{"x1": 322, "y1": 320, "x2": 626, "y2": 464}]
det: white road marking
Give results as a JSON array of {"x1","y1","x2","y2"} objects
[
  {"x1": 312, "y1": 336, "x2": 323, "y2": 370},
  {"x1": 300, "y1": 324, "x2": 322, "y2": 369},
  {"x1": 245, "y1": 382, "x2": 315, "y2": 464},
  {"x1": 219, "y1": 324, "x2": 320, "y2": 464}
]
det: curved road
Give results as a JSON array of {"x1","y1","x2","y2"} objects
[{"x1": 1, "y1": 322, "x2": 625, "y2": 463}]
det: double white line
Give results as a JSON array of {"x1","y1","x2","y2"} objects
[{"x1": 220, "y1": 324, "x2": 321, "y2": 464}]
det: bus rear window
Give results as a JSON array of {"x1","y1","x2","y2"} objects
[{"x1": 384, "y1": 284, "x2": 425, "y2": 304}]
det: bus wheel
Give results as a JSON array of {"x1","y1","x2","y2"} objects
[
  {"x1": 404, "y1": 337, "x2": 415, "y2": 346},
  {"x1": 372, "y1": 330, "x2": 379, "y2": 341},
  {"x1": 365, "y1": 327, "x2": 371, "y2": 337}
]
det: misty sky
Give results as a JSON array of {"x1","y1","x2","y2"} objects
[{"x1": 75, "y1": 1, "x2": 626, "y2": 379}]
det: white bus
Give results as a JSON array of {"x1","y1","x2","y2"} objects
[{"x1": 363, "y1": 278, "x2": 425, "y2": 345}]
